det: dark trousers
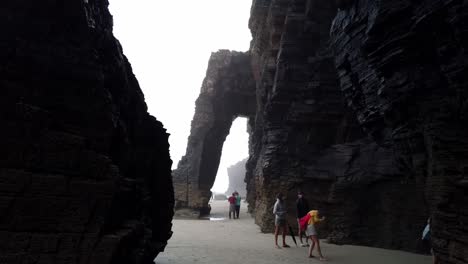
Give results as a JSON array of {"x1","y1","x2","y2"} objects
[
  {"x1": 235, "y1": 205, "x2": 240, "y2": 218},
  {"x1": 229, "y1": 204, "x2": 236, "y2": 219}
]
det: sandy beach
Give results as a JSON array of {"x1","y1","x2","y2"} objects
[{"x1": 156, "y1": 201, "x2": 431, "y2": 264}]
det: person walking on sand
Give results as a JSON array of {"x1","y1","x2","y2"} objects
[
  {"x1": 228, "y1": 193, "x2": 236, "y2": 219},
  {"x1": 303, "y1": 210, "x2": 327, "y2": 261},
  {"x1": 273, "y1": 193, "x2": 290, "y2": 249},
  {"x1": 234, "y1": 191, "x2": 241, "y2": 219},
  {"x1": 296, "y1": 191, "x2": 310, "y2": 247}
]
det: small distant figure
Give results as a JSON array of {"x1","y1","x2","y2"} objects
[
  {"x1": 422, "y1": 217, "x2": 438, "y2": 264},
  {"x1": 234, "y1": 191, "x2": 241, "y2": 219},
  {"x1": 296, "y1": 191, "x2": 310, "y2": 247},
  {"x1": 228, "y1": 193, "x2": 236, "y2": 219},
  {"x1": 300, "y1": 210, "x2": 326, "y2": 261},
  {"x1": 273, "y1": 193, "x2": 290, "y2": 249}
]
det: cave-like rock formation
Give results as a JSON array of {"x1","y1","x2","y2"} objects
[
  {"x1": 331, "y1": 0, "x2": 468, "y2": 262},
  {"x1": 225, "y1": 158, "x2": 248, "y2": 198},
  {"x1": 0, "y1": 1, "x2": 173, "y2": 263},
  {"x1": 172, "y1": 50, "x2": 256, "y2": 214}
]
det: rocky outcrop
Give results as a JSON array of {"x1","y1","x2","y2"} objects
[
  {"x1": 175, "y1": 0, "x2": 440, "y2": 253},
  {"x1": 0, "y1": 1, "x2": 173, "y2": 263},
  {"x1": 246, "y1": 0, "x2": 429, "y2": 253},
  {"x1": 331, "y1": 0, "x2": 468, "y2": 262},
  {"x1": 173, "y1": 0, "x2": 466, "y2": 258},
  {"x1": 173, "y1": 0, "x2": 430, "y2": 253},
  {"x1": 173, "y1": 51, "x2": 256, "y2": 214},
  {"x1": 225, "y1": 158, "x2": 248, "y2": 197}
]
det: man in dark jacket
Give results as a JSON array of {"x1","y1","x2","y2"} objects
[{"x1": 296, "y1": 191, "x2": 310, "y2": 246}]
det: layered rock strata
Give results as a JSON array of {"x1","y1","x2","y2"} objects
[
  {"x1": 0, "y1": 1, "x2": 173, "y2": 263},
  {"x1": 225, "y1": 158, "x2": 248, "y2": 198},
  {"x1": 331, "y1": 0, "x2": 468, "y2": 262},
  {"x1": 172, "y1": 51, "x2": 256, "y2": 214},
  {"x1": 178, "y1": 0, "x2": 435, "y2": 253},
  {"x1": 175, "y1": 0, "x2": 467, "y2": 258},
  {"x1": 247, "y1": 0, "x2": 428, "y2": 252}
]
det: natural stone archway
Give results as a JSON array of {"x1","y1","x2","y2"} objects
[
  {"x1": 175, "y1": 0, "x2": 429, "y2": 253},
  {"x1": 173, "y1": 50, "x2": 256, "y2": 213},
  {"x1": 178, "y1": 0, "x2": 466, "y2": 259}
]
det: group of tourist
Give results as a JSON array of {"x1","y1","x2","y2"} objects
[
  {"x1": 273, "y1": 191, "x2": 327, "y2": 261},
  {"x1": 226, "y1": 190, "x2": 326, "y2": 260},
  {"x1": 227, "y1": 191, "x2": 242, "y2": 219},
  {"x1": 226, "y1": 189, "x2": 436, "y2": 263},
  {"x1": 273, "y1": 191, "x2": 438, "y2": 262}
]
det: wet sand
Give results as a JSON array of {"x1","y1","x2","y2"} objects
[{"x1": 156, "y1": 201, "x2": 430, "y2": 264}]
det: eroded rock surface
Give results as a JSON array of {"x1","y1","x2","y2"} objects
[
  {"x1": 0, "y1": 1, "x2": 173, "y2": 263},
  {"x1": 176, "y1": 0, "x2": 456, "y2": 255},
  {"x1": 246, "y1": 0, "x2": 428, "y2": 252},
  {"x1": 176, "y1": 0, "x2": 467, "y2": 259},
  {"x1": 331, "y1": 0, "x2": 468, "y2": 261},
  {"x1": 172, "y1": 51, "x2": 256, "y2": 214}
]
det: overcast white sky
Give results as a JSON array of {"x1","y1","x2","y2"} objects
[{"x1": 109, "y1": 0, "x2": 252, "y2": 193}]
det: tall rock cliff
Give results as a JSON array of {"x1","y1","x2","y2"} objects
[
  {"x1": 176, "y1": 0, "x2": 468, "y2": 257},
  {"x1": 0, "y1": 1, "x2": 173, "y2": 263},
  {"x1": 331, "y1": 0, "x2": 468, "y2": 262},
  {"x1": 246, "y1": 0, "x2": 428, "y2": 252},
  {"x1": 172, "y1": 0, "x2": 466, "y2": 260}
]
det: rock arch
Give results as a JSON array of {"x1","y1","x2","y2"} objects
[
  {"x1": 174, "y1": 1, "x2": 468, "y2": 261},
  {"x1": 173, "y1": 50, "x2": 256, "y2": 213}
]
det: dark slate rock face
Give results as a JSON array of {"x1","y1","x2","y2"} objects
[
  {"x1": 225, "y1": 158, "x2": 248, "y2": 198},
  {"x1": 172, "y1": 50, "x2": 256, "y2": 214},
  {"x1": 331, "y1": 0, "x2": 468, "y2": 261},
  {"x1": 0, "y1": 1, "x2": 173, "y2": 263},
  {"x1": 246, "y1": 0, "x2": 429, "y2": 252},
  {"x1": 247, "y1": 0, "x2": 364, "y2": 231},
  {"x1": 176, "y1": 0, "x2": 434, "y2": 253}
]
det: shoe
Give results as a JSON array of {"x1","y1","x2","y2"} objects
[{"x1": 301, "y1": 243, "x2": 309, "y2": 247}]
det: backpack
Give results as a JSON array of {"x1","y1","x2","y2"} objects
[{"x1": 299, "y1": 213, "x2": 311, "y2": 231}]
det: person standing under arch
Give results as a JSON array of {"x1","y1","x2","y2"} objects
[
  {"x1": 234, "y1": 191, "x2": 241, "y2": 219},
  {"x1": 228, "y1": 193, "x2": 236, "y2": 219}
]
